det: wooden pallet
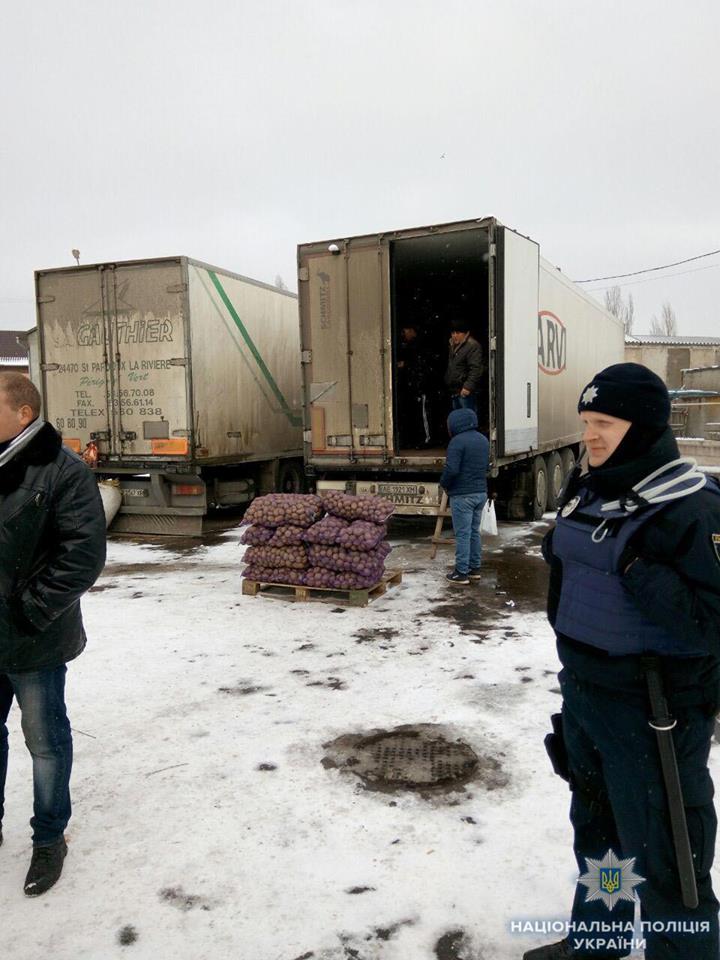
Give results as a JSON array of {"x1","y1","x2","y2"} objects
[{"x1": 242, "y1": 569, "x2": 403, "y2": 607}]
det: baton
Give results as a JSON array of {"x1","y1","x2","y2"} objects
[{"x1": 643, "y1": 656, "x2": 699, "y2": 909}]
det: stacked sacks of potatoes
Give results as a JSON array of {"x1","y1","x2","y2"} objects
[
  {"x1": 241, "y1": 490, "x2": 395, "y2": 590},
  {"x1": 302, "y1": 492, "x2": 395, "y2": 589},
  {"x1": 240, "y1": 494, "x2": 322, "y2": 585}
]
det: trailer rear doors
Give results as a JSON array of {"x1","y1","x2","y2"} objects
[{"x1": 36, "y1": 259, "x2": 191, "y2": 460}]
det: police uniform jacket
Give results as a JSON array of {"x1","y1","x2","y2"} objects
[{"x1": 543, "y1": 428, "x2": 720, "y2": 700}]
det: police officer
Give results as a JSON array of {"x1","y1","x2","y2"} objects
[{"x1": 527, "y1": 363, "x2": 720, "y2": 960}]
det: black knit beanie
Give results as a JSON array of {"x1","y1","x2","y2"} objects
[{"x1": 577, "y1": 362, "x2": 670, "y2": 429}]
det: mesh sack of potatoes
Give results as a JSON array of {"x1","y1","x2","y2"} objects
[
  {"x1": 240, "y1": 524, "x2": 275, "y2": 545},
  {"x1": 242, "y1": 493, "x2": 323, "y2": 529},
  {"x1": 267, "y1": 525, "x2": 307, "y2": 546},
  {"x1": 307, "y1": 542, "x2": 390, "y2": 575},
  {"x1": 302, "y1": 515, "x2": 349, "y2": 545},
  {"x1": 303, "y1": 566, "x2": 384, "y2": 590},
  {"x1": 320, "y1": 490, "x2": 395, "y2": 524},
  {"x1": 335, "y1": 519, "x2": 387, "y2": 550},
  {"x1": 243, "y1": 565, "x2": 306, "y2": 586},
  {"x1": 244, "y1": 544, "x2": 309, "y2": 570}
]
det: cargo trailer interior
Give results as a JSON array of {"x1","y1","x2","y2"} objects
[{"x1": 390, "y1": 228, "x2": 490, "y2": 454}]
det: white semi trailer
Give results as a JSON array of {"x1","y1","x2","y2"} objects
[
  {"x1": 33, "y1": 257, "x2": 303, "y2": 536},
  {"x1": 297, "y1": 217, "x2": 624, "y2": 519}
]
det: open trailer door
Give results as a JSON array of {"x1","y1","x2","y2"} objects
[
  {"x1": 496, "y1": 226, "x2": 540, "y2": 456},
  {"x1": 298, "y1": 237, "x2": 390, "y2": 462}
]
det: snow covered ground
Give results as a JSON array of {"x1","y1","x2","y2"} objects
[{"x1": 2, "y1": 518, "x2": 718, "y2": 960}]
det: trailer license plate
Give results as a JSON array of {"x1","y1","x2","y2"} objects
[
  {"x1": 376, "y1": 482, "x2": 431, "y2": 505},
  {"x1": 123, "y1": 488, "x2": 149, "y2": 498}
]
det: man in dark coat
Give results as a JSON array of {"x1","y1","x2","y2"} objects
[
  {"x1": 527, "y1": 363, "x2": 720, "y2": 960},
  {"x1": 397, "y1": 324, "x2": 432, "y2": 448},
  {"x1": 0, "y1": 373, "x2": 106, "y2": 896},
  {"x1": 444, "y1": 320, "x2": 484, "y2": 416},
  {"x1": 439, "y1": 407, "x2": 489, "y2": 584}
]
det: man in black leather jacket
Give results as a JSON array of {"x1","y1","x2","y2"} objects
[{"x1": 0, "y1": 373, "x2": 106, "y2": 896}]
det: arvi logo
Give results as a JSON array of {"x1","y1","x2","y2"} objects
[{"x1": 538, "y1": 310, "x2": 566, "y2": 375}]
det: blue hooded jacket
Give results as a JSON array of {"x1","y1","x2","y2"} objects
[{"x1": 439, "y1": 409, "x2": 490, "y2": 496}]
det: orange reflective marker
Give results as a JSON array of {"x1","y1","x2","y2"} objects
[{"x1": 151, "y1": 439, "x2": 189, "y2": 455}]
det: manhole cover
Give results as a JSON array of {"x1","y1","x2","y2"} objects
[
  {"x1": 322, "y1": 724, "x2": 497, "y2": 792},
  {"x1": 362, "y1": 732, "x2": 476, "y2": 786}
]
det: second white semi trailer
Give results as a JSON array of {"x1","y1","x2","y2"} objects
[{"x1": 297, "y1": 216, "x2": 624, "y2": 519}]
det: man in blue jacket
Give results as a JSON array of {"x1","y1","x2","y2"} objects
[{"x1": 439, "y1": 408, "x2": 490, "y2": 584}]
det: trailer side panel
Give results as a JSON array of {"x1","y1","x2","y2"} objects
[
  {"x1": 186, "y1": 262, "x2": 302, "y2": 461},
  {"x1": 538, "y1": 259, "x2": 624, "y2": 447}
]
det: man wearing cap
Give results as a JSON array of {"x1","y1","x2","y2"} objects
[
  {"x1": 526, "y1": 363, "x2": 720, "y2": 960},
  {"x1": 444, "y1": 321, "x2": 484, "y2": 417}
]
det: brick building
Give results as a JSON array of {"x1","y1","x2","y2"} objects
[{"x1": 625, "y1": 334, "x2": 720, "y2": 389}]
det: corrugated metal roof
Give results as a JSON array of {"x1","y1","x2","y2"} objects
[
  {"x1": 0, "y1": 330, "x2": 29, "y2": 359},
  {"x1": 669, "y1": 389, "x2": 720, "y2": 398},
  {"x1": 625, "y1": 334, "x2": 720, "y2": 346}
]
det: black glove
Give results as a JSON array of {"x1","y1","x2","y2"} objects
[{"x1": 544, "y1": 713, "x2": 571, "y2": 784}]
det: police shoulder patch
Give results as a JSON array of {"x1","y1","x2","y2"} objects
[{"x1": 712, "y1": 533, "x2": 720, "y2": 566}]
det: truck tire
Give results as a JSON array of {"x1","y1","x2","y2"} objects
[
  {"x1": 545, "y1": 450, "x2": 563, "y2": 511},
  {"x1": 531, "y1": 455, "x2": 549, "y2": 520},
  {"x1": 278, "y1": 460, "x2": 305, "y2": 494},
  {"x1": 560, "y1": 446, "x2": 576, "y2": 480}
]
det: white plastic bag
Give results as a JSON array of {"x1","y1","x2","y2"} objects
[{"x1": 479, "y1": 498, "x2": 498, "y2": 536}]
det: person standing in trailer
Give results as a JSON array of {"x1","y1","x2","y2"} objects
[
  {"x1": 444, "y1": 320, "x2": 484, "y2": 416},
  {"x1": 397, "y1": 324, "x2": 432, "y2": 448}
]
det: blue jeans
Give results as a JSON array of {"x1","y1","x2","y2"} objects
[
  {"x1": 450, "y1": 492, "x2": 487, "y2": 575},
  {"x1": 0, "y1": 665, "x2": 72, "y2": 846},
  {"x1": 451, "y1": 394, "x2": 477, "y2": 413}
]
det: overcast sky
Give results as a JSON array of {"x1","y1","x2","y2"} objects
[{"x1": 1, "y1": 0, "x2": 718, "y2": 335}]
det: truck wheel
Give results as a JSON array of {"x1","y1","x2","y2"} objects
[
  {"x1": 545, "y1": 451, "x2": 563, "y2": 511},
  {"x1": 278, "y1": 460, "x2": 304, "y2": 494},
  {"x1": 532, "y1": 455, "x2": 549, "y2": 520},
  {"x1": 560, "y1": 446, "x2": 576, "y2": 480}
]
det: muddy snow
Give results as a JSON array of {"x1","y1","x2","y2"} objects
[{"x1": 2, "y1": 518, "x2": 716, "y2": 959}]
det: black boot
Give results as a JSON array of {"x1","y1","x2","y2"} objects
[
  {"x1": 523, "y1": 941, "x2": 574, "y2": 960},
  {"x1": 24, "y1": 838, "x2": 67, "y2": 896}
]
